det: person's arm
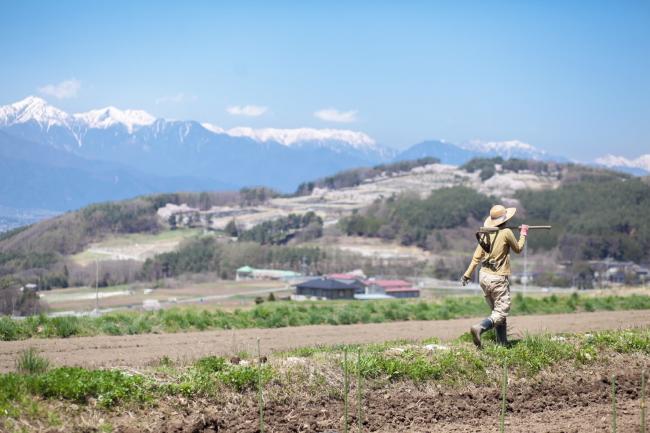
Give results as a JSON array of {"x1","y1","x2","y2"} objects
[
  {"x1": 505, "y1": 226, "x2": 527, "y2": 254},
  {"x1": 463, "y1": 244, "x2": 485, "y2": 280}
]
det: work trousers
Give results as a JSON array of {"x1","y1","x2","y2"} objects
[{"x1": 479, "y1": 270, "x2": 511, "y2": 325}]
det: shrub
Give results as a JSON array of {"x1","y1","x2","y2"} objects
[{"x1": 0, "y1": 316, "x2": 23, "y2": 341}]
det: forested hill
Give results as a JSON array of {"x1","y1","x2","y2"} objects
[
  {"x1": 341, "y1": 172, "x2": 650, "y2": 263},
  {"x1": 0, "y1": 158, "x2": 648, "y2": 289}
]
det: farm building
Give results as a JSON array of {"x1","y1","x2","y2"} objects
[
  {"x1": 365, "y1": 279, "x2": 420, "y2": 298},
  {"x1": 235, "y1": 266, "x2": 301, "y2": 281},
  {"x1": 599, "y1": 261, "x2": 649, "y2": 284},
  {"x1": 295, "y1": 277, "x2": 358, "y2": 300},
  {"x1": 326, "y1": 273, "x2": 367, "y2": 294}
]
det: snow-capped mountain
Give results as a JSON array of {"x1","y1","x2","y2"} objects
[
  {"x1": 207, "y1": 125, "x2": 393, "y2": 159},
  {"x1": 0, "y1": 96, "x2": 157, "y2": 133},
  {"x1": 595, "y1": 154, "x2": 650, "y2": 175},
  {"x1": 0, "y1": 96, "x2": 391, "y2": 198},
  {"x1": 73, "y1": 106, "x2": 156, "y2": 133},
  {"x1": 463, "y1": 139, "x2": 552, "y2": 160},
  {"x1": 0, "y1": 96, "x2": 72, "y2": 129},
  {"x1": 0, "y1": 96, "x2": 387, "y2": 155}
]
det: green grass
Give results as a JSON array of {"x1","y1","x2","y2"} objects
[
  {"x1": 0, "y1": 354, "x2": 273, "y2": 426},
  {"x1": 3, "y1": 327, "x2": 650, "y2": 425},
  {"x1": 4, "y1": 293, "x2": 650, "y2": 341},
  {"x1": 300, "y1": 327, "x2": 650, "y2": 386}
]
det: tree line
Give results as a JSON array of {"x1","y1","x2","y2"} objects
[
  {"x1": 232, "y1": 212, "x2": 323, "y2": 244},
  {"x1": 339, "y1": 186, "x2": 492, "y2": 248},
  {"x1": 140, "y1": 238, "x2": 326, "y2": 280},
  {"x1": 295, "y1": 157, "x2": 439, "y2": 195}
]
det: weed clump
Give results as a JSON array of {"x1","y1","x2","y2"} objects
[
  {"x1": 171, "y1": 356, "x2": 273, "y2": 395},
  {"x1": 15, "y1": 348, "x2": 50, "y2": 375},
  {"x1": 49, "y1": 316, "x2": 81, "y2": 338}
]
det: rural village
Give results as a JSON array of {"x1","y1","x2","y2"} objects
[{"x1": 2, "y1": 2, "x2": 650, "y2": 432}]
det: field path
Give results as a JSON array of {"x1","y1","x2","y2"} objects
[{"x1": 1, "y1": 309, "x2": 649, "y2": 372}]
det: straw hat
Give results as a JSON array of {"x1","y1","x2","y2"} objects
[{"x1": 484, "y1": 205, "x2": 516, "y2": 228}]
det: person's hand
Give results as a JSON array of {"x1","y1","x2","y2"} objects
[
  {"x1": 520, "y1": 224, "x2": 529, "y2": 236},
  {"x1": 461, "y1": 276, "x2": 471, "y2": 286}
]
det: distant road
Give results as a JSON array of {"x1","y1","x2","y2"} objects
[
  {"x1": 44, "y1": 286, "x2": 286, "y2": 318},
  {"x1": 1, "y1": 309, "x2": 649, "y2": 372}
]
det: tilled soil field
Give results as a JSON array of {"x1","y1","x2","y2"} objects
[
  {"x1": 2, "y1": 309, "x2": 650, "y2": 372},
  {"x1": 111, "y1": 356, "x2": 646, "y2": 433}
]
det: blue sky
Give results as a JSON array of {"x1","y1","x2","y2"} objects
[{"x1": 1, "y1": 1, "x2": 648, "y2": 158}]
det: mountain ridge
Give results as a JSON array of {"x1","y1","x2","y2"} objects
[{"x1": 0, "y1": 95, "x2": 646, "y2": 229}]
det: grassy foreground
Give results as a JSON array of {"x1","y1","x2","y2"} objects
[
  {"x1": 3, "y1": 292, "x2": 650, "y2": 341},
  {"x1": 2, "y1": 327, "x2": 650, "y2": 431}
]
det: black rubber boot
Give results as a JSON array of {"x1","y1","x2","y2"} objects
[
  {"x1": 470, "y1": 318, "x2": 494, "y2": 349},
  {"x1": 495, "y1": 319, "x2": 508, "y2": 346}
]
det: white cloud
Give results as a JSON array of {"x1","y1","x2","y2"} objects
[
  {"x1": 38, "y1": 79, "x2": 81, "y2": 99},
  {"x1": 314, "y1": 108, "x2": 358, "y2": 123},
  {"x1": 226, "y1": 105, "x2": 268, "y2": 117},
  {"x1": 155, "y1": 92, "x2": 198, "y2": 104}
]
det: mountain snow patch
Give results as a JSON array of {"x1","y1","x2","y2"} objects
[
  {"x1": 464, "y1": 139, "x2": 547, "y2": 159},
  {"x1": 225, "y1": 127, "x2": 376, "y2": 149},
  {"x1": 74, "y1": 107, "x2": 156, "y2": 133},
  {"x1": 595, "y1": 154, "x2": 650, "y2": 173}
]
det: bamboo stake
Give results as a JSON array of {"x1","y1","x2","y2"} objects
[
  {"x1": 611, "y1": 374, "x2": 617, "y2": 433},
  {"x1": 257, "y1": 337, "x2": 264, "y2": 433},
  {"x1": 500, "y1": 359, "x2": 507, "y2": 433},
  {"x1": 344, "y1": 347, "x2": 349, "y2": 433},
  {"x1": 642, "y1": 370, "x2": 646, "y2": 433},
  {"x1": 357, "y1": 348, "x2": 363, "y2": 432},
  {"x1": 499, "y1": 359, "x2": 508, "y2": 433}
]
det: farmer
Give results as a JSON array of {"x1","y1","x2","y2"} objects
[{"x1": 461, "y1": 205, "x2": 528, "y2": 348}]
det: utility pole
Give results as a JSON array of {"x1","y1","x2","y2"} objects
[{"x1": 95, "y1": 259, "x2": 99, "y2": 313}]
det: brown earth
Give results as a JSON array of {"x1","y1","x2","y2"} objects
[
  {"x1": 2, "y1": 309, "x2": 650, "y2": 372},
  {"x1": 108, "y1": 355, "x2": 646, "y2": 433}
]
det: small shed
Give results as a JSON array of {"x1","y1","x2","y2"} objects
[
  {"x1": 295, "y1": 278, "x2": 357, "y2": 300},
  {"x1": 366, "y1": 279, "x2": 420, "y2": 298},
  {"x1": 236, "y1": 266, "x2": 300, "y2": 281}
]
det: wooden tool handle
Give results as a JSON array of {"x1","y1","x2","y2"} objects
[{"x1": 478, "y1": 225, "x2": 552, "y2": 233}]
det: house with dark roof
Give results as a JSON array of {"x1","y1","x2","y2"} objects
[
  {"x1": 295, "y1": 277, "x2": 358, "y2": 300},
  {"x1": 325, "y1": 273, "x2": 367, "y2": 294}
]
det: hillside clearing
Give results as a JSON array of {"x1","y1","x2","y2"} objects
[{"x1": 69, "y1": 228, "x2": 203, "y2": 265}]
